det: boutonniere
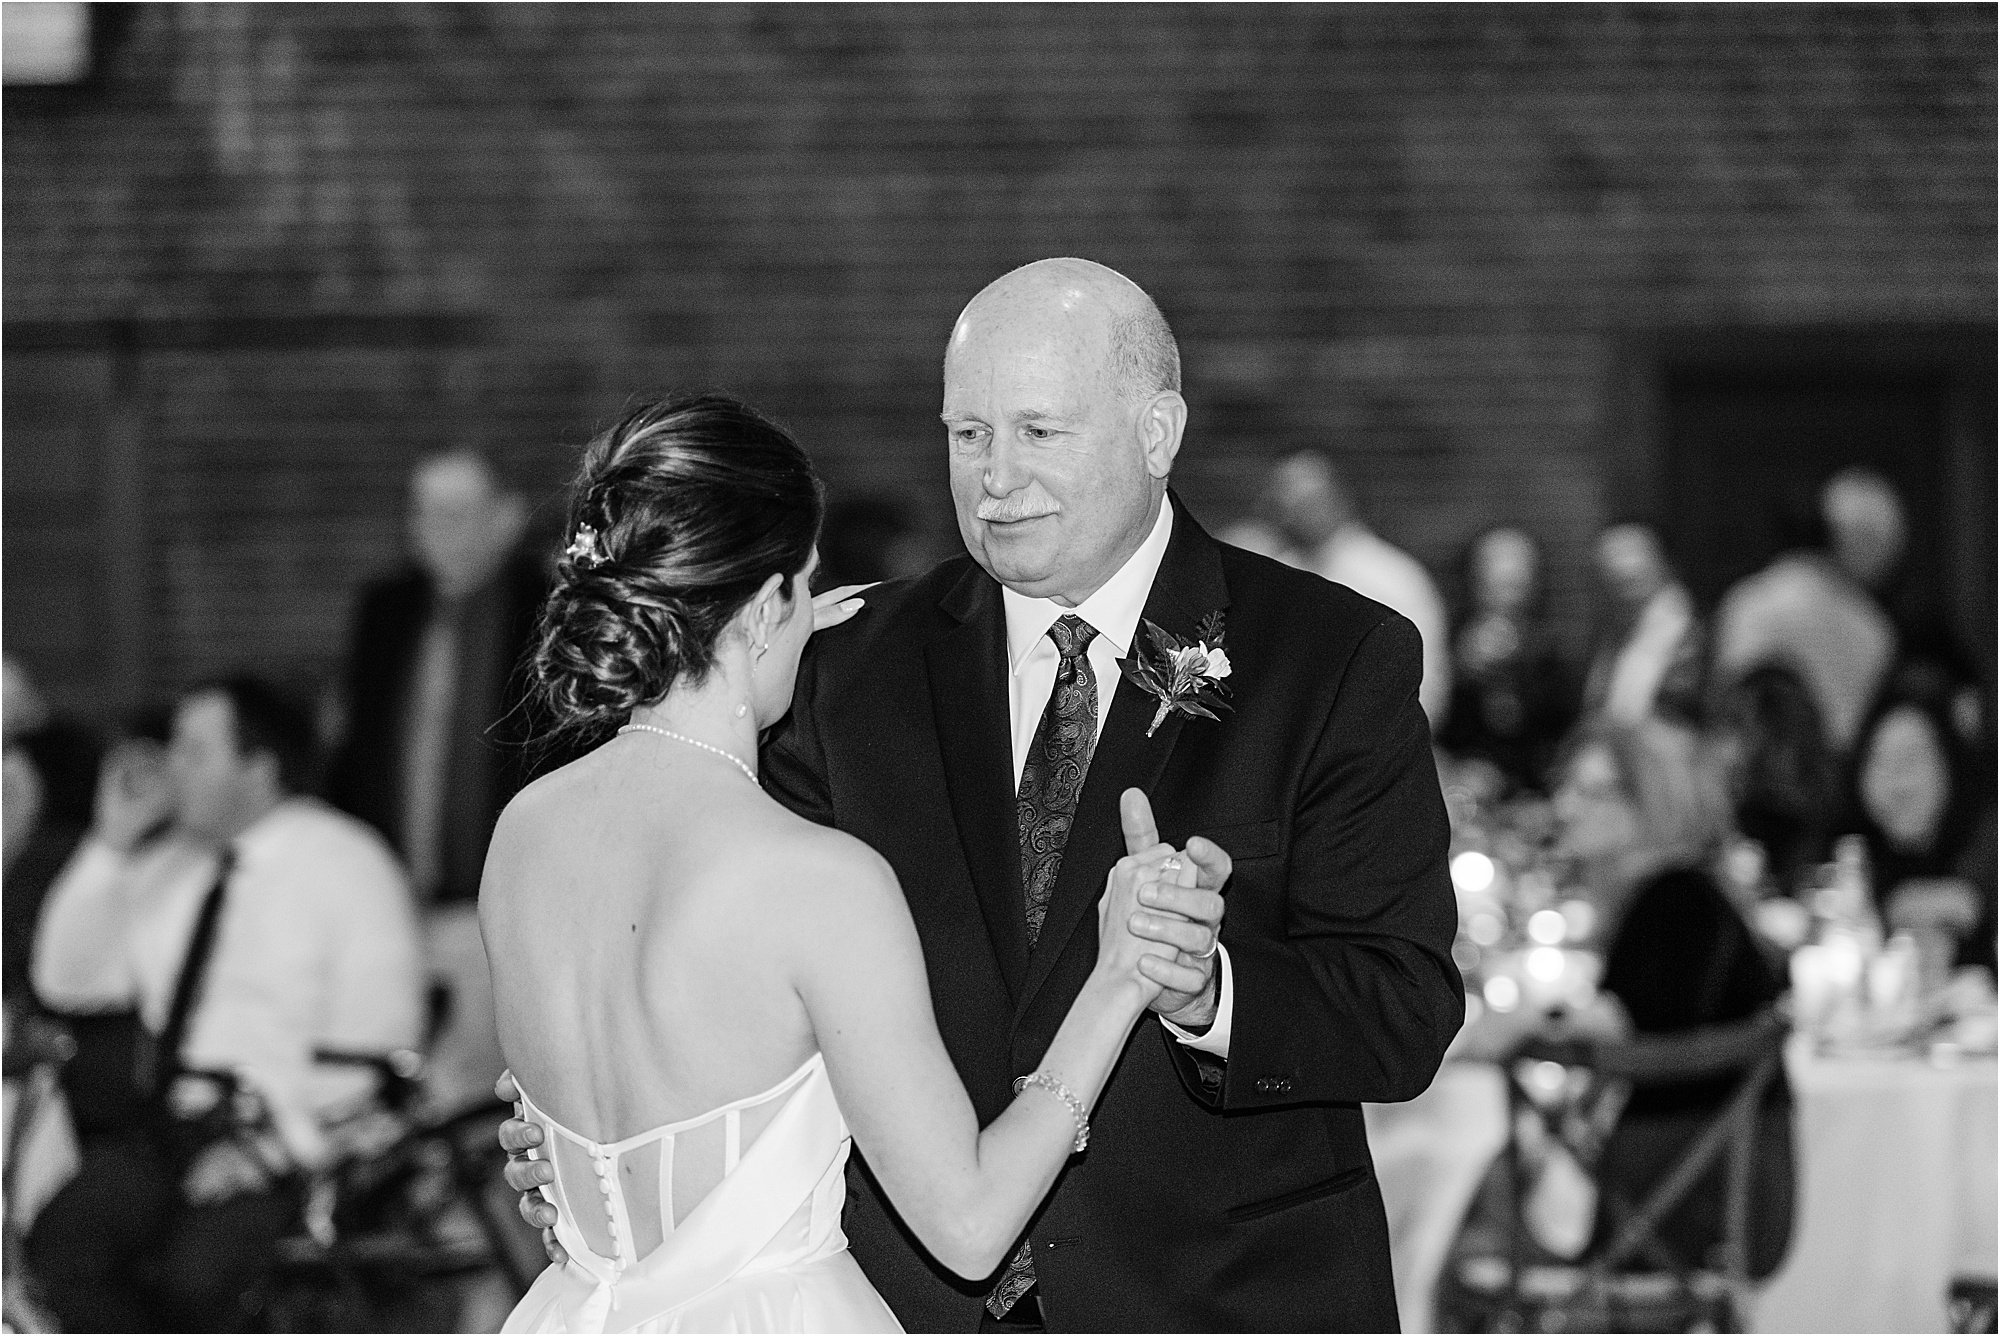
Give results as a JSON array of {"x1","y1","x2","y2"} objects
[{"x1": 1121, "y1": 611, "x2": 1233, "y2": 738}]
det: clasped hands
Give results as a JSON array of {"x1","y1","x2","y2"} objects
[{"x1": 1111, "y1": 788, "x2": 1231, "y2": 1031}]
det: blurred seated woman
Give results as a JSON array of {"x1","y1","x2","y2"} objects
[
  {"x1": 1846, "y1": 658, "x2": 1996, "y2": 984},
  {"x1": 1546, "y1": 718, "x2": 1793, "y2": 1277}
]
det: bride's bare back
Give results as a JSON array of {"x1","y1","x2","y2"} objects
[{"x1": 482, "y1": 736, "x2": 859, "y2": 1219}]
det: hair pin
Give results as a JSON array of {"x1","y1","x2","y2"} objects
[{"x1": 566, "y1": 523, "x2": 606, "y2": 569}]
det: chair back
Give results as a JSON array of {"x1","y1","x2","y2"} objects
[{"x1": 1442, "y1": 1009, "x2": 1794, "y2": 1333}]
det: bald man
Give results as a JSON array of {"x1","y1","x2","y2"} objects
[{"x1": 507, "y1": 260, "x2": 1461, "y2": 1330}]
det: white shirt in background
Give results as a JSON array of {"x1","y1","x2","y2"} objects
[
  {"x1": 1307, "y1": 523, "x2": 1453, "y2": 728},
  {"x1": 999, "y1": 497, "x2": 1235, "y2": 1059},
  {"x1": 32, "y1": 796, "x2": 426, "y2": 1166},
  {"x1": 1713, "y1": 551, "x2": 1896, "y2": 752}
]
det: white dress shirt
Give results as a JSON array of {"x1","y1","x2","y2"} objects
[
  {"x1": 33, "y1": 797, "x2": 427, "y2": 1166},
  {"x1": 999, "y1": 498, "x2": 1234, "y2": 1058},
  {"x1": 1308, "y1": 523, "x2": 1452, "y2": 727}
]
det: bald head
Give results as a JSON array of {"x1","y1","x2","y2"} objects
[
  {"x1": 939, "y1": 258, "x2": 1188, "y2": 604},
  {"x1": 948, "y1": 258, "x2": 1179, "y2": 404}
]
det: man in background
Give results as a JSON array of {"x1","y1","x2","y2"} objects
[
  {"x1": 30, "y1": 677, "x2": 423, "y2": 1332},
  {"x1": 1262, "y1": 450, "x2": 1453, "y2": 726},
  {"x1": 325, "y1": 449, "x2": 546, "y2": 1112},
  {"x1": 1713, "y1": 477, "x2": 1898, "y2": 756},
  {"x1": 1583, "y1": 521, "x2": 1706, "y2": 727}
]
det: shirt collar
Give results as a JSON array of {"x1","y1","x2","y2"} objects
[{"x1": 1002, "y1": 498, "x2": 1175, "y2": 674}]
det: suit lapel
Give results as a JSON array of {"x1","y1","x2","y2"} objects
[
  {"x1": 1014, "y1": 494, "x2": 1232, "y2": 1017},
  {"x1": 925, "y1": 564, "x2": 1032, "y2": 998}
]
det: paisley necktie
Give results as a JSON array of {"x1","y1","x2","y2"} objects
[{"x1": 990, "y1": 613, "x2": 1100, "y2": 1319}]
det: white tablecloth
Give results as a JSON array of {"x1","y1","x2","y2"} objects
[
  {"x1": 1751, "y1": 1041, "x2": 1997, "y2": 1334},
  {"x1": 1370, "y1": 1043, "x2": 1998, "y2": 1334},
  {"x1": 1365, "y1": 1063, "x2": 1510, "y2": 1335}
]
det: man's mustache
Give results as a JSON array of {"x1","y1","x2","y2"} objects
[{"x1": 976, "y1": 493, "x2": 1060, "y2": 523}]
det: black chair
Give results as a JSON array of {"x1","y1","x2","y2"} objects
[
  {"x1": 1439, "y1": 1009, "x2": 1794, "y2": 1333},
  {"x1": 250, "y1": 1004, "x2": 543, "y2": 1333},
  {"x1": 1950, "y1": 1277, "x2": 1999, "y2": 1334}
]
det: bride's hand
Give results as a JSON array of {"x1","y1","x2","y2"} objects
[
  {"x1": 1096, "y1": 855, "x2": 1181, "y2": 1007},
  {"x1": 1094, "y1": 793, "x2": 1188, "y2": 1004},
  {"x1": 812, "y1": 583, "x2": 876, "y2": 634}
]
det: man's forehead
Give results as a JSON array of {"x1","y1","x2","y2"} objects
[{"x1": 943, "y1": 322, "x2": 1112, "y2": 412}]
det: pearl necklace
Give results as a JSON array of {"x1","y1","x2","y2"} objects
[{"x1": 617, "y1": 724, "x2": 759, "y2": 786}]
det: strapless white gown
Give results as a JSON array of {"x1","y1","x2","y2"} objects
[{"x1": 503, "y1": 1053, "x2": 902, "y2": 1333}]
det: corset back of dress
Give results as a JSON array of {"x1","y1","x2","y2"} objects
[{"x1": 517, "y1": 1053, "x2": 856, "y2": 1327}]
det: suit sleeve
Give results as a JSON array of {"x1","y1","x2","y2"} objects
[
  {"x1": 759, "y1": 640, "x2": 837, "y2": 829},
  {"x1": 1185, "y1": 613, "x2": 1464, "y2": 1108}
]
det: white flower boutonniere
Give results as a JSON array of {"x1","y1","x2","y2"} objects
[{"x1": 1121, "y1": 611, "x2": 1234, "y2": 738}]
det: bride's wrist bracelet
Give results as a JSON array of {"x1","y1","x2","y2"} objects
[{"x1": 1014, "y1": 1071, "x2": 1089, "y2": 1152}]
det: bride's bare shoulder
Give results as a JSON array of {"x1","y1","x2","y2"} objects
[
  {"x1": 747, "y1": 812, "x2": 907, "y2": 929},
  {"x1": 488, "y1": 751, "x2": 606, "y2": 845}
]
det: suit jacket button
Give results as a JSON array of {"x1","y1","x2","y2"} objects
[{"x1": 1256, "y1": 1076, "x2": 1292, "y2": 1093}]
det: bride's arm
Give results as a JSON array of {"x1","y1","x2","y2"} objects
[{"x1": 790, "y1": 824, "x2": 1172, "y2": 1280}]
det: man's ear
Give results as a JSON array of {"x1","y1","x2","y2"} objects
[{"x1": 1137, "y1": 391, "x2": 1187, "y2": 481}]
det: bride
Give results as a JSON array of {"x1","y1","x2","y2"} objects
[{"x1": 480, "y1": 394, "x2": 1188, "y2": 1333}]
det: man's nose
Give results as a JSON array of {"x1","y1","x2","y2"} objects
[{"x1": 982, "y1": 434, "x2": 1029, "y2": 497}]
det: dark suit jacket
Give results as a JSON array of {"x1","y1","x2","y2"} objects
[
  {"x1": 324, "y1": 553, "x2": 547, "y2": 904},
  {"x1": 762, "y1": 496, "x2": 1462, "y2": 1332}
]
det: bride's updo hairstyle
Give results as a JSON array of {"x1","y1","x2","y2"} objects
[{"x1": 533, "y1": 393, "x2": 824, "y2": 743}]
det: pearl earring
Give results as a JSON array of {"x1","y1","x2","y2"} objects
[{"x1": 735, "y1": 702, "x2": 748, "y2": 718}]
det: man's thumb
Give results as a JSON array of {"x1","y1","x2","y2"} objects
[{"x1": 1120, "y1": 788, "x2": 1159, "y2": 856}]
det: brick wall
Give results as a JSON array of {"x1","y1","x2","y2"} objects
[{"x1": 4, "y1": 3, "x2": 1993, "y2": 715}]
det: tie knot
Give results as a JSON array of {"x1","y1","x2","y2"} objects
[{"x1": 1047, "y1": 615, "x2": 1098, "y2": 659}]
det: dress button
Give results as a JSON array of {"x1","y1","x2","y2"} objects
[{"x1": 599, "y1": 1177, "x2": 614, "y2": 1196}]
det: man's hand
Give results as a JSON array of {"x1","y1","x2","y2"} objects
[
  {"x1": 812, "y1": 583, "x2": 875, "y2": 635},
  {"x1": 494, "y1": 1070, "x2": 569, "y2": 1265},
  {"x1": 1116, "y1": 789, "x2": 1231, "y2": 1030},
  {"x1": 92, "y1": 739, "x2": 176, "y2": 853},
  {"x1": 182, "y1": 1140, "x2": 270, "y2": 1206}
]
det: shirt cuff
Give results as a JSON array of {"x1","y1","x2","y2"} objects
[{"x1": 1160, "y1": 944, "x2": 1233, "y2": 1059}]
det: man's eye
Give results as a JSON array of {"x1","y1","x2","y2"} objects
[{"x1": 1024, "y1": 426, "x2": 1052, "y2": 440}]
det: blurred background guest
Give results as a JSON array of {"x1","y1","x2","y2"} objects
[
  {"x1": 323, "y1": 449, "x2": 543, "y2": 1115},
  {"x1": 1711, "y1": 663, "x2": 1845, "y2": 898},
  {"x1": 1437, "y1": 526, "x2": 1578, "y2": 795},
  {"x1": 1582, "y1": 521, "x2": 1706, "y2": 728},
  {"x1": 1824, "y1": 466, "x2": 1989, "y2": 705},
  {"x1": 2, "y1": 658, "x2": 104, "y2": 1006},
  {"x1": 1547, "y1": 717, "x2": 1794, "y2": 1279},
  {"x1": 1846, "y1": 658, "x2": 1997, "y2": 985},
  {"x1": 1713, "y1": 481, "x2": 1897, "y2": 756},
  {"x1": 28, "y1": 676, "x2": 424, "y2": 1333},
  {"x1": 815, "y1": 492, "x2": 933, "y2": 588},
  {"x1": 1261, "y1": 450, "x2": 1453, "y2": 726}
]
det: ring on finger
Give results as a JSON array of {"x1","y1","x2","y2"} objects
[
  {"x1": 1161, "y1": 856, "x2": 1183, "y2": 874},
  {"x1": 1195, "y1": 935, "x2": 1221, "y2": 961}
]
